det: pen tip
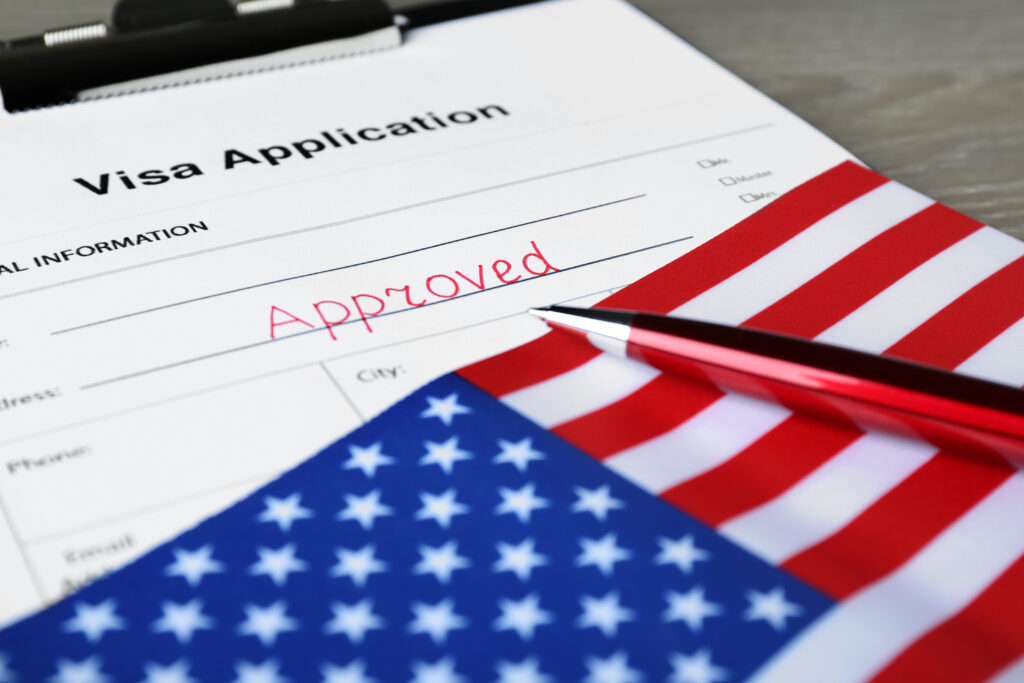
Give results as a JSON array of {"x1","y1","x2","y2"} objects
[{"x1": 528, "y1": 307, "x2": 551, "y2": 320}]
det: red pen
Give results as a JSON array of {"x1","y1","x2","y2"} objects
[{"x1": 529, "y1": 305, "x2": 1024, "y2": 467}]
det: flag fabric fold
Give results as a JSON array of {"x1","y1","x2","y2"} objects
[
  {"x1": 2, "y1": 160, "x2": 1023, "y2": 682},
  {"x1": 460, "y1": 160, "x2": 1024, "y2": 682}
]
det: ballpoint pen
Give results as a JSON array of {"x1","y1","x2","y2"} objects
[{"x1": 530, "y1": 305, "x2": 1024, "y2": 466}]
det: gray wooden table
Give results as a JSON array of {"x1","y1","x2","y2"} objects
[{"x1": 3, "y1": 0, "x2": 1023, "y2": 239}]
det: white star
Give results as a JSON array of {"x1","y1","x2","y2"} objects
[
  {"x1": 320, "y1": 660, "x2": 375, "y2": 683},
  {"x1": 415, "y1": 489, "x2": 469, "y2": 529},
  {"x1": 249, "y1": 544, "x2": 309, "y2": 586},
  {"x1": 577, "y1": 592, "x2": 635, "y2": 638},
  {"x1": 655, "y1": 535, "x2": 710, "y2": 574},
  {"x1": 420, "y1": 437, "x2": 473, "y2": 474},
  {"x1": 152, "y1": 599, "x2": 214, "y2": 644},
  {"x1": 669, "y1": 650, "x2": 728, "y2": 683},
  {"x1": 572, "y1": 485, "x2": 624, "y2": 521},
  {"x1": 237, "y1": 601, "x2": 299, "y2": 646},
  {"x1": 323, "y1": 599, "x2": 385, "y2": 644},
  {"x1": 576, "y1": 533, "x2": 632, "y2": 576},
  {"x1": 165, "y1": 545, "x2": 225, "y2": 587},
  {"x1": 230, "y1": 660, "x2": 288, "y2": 683},
  {"x1": 62, "y1": 599, "x2": 126, "y2": 643},
  {"x1": 343, "y1": 443, "x2": 395, "y2": 478},
  {"x1": 495, "y1": 483, "x2": 549, "y2": 523},
  {"x1": 420, "y1": 393, "x2": 472, "y2": 426},
  {"x1": 493, "y1": 538, "x2": 548, "y2": 581},
  {"x1": 414, "y1": 541, "x2": 471, "y2": 584},
  {"x1": 663, "y1": 586, "x2": 723, "y2": 632},
  {"x1": 745, "y1": 587, "x2": 802, "y2": 631},
  {"x1": 330, "y1": 545, "x2": 388, "y2": 588},
  {"x1": 495, "y1": 658, "x2": 552, "y2": 683},
  {"x1": 408, "y1": 599, "x2": 468, "y2": 644},
  {"x1": 410, "y1": 658, "x2": 465, "y2": 683},
  {"x1": 493, "y1": 594, "x2": 553, "y2": 640},
  {"x1": 493, "y1": 438, "x2": 544, "y2": 472},
  {"x1": 257, "y1": 493, "x2": 314, "y2": 533},
  {"x1": 140, "y1": 660, "x2": 197, "y2": 683},
  {"x1": 337, "y1": 489, "x2": 393, "y2": 531},
  {"x1": 47, "y1": 657, "x2": 110, "y2": 683},
  {"x1": 0, "y1": 653, "x2": 14, "y2": 683},
  {"x1": 582, "y1": 652, "x2": 641, "y2": 683}
]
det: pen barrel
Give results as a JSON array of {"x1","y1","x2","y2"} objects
[{"x1": 625, "y1": 317, "x2": 1024, "y2": 467}]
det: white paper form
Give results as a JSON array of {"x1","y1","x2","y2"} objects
[{"x1": 0, "y1": 0, "x2": 854, "y2": 622}]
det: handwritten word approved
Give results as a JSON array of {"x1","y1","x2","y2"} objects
[{"x1": 269, "y1": 241, "x2": 558, "y2": 340}]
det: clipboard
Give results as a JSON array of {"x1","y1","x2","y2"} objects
[{"x1": 0, "y1": 0, "x2": 543, "y2": 111}]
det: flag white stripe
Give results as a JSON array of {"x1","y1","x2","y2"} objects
[
  {"x1": 501, "y1": 353, "x2": 659, "y2": 428},
  {"x1": 671, "y1": 182, "x2": 933, "y2": 324},
  {"x1": 604, "y1": 393, "x2": 791, "y2": 493},
  {"x1": 750, "y1": 474, "x2": 1024, "y2": 683},
  {"x1": 719, "y1": 432, "x2": 937, "y2": 563},
  {"x1": 957, "y1": 316, "x2": 1024, "y2": 387},
  {"x1": 817, "y1": 228, "x2": 1024, "y2": 353}
]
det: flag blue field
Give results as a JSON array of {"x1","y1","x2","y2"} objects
[{"x1": 0, "y1": 374, "x2": 831, "y2": 683}]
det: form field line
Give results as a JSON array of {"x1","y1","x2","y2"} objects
[
  {"x1": 79, "y1": 235, "x2": 693, "y2": 390},
  {"x1": 51, "y1": 195, "x2": 645, "y2": 335}
]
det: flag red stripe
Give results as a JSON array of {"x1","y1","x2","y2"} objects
[
  {"x1": 457, "y1": 331, "x2": 601, "y2": 398},
  {"x1": 660, "y1": 416, "x2": 862, "y2": 527},
  {"x1": 552, "y1": 374, "x2": 723, "y2": 460},
  {"x1": 743, "y1": 203, "x2": 983, "y2": 339},
  {"x1": 869, "y1": 552, "x2": 1024, "y2": 683},
  {"x1": 885, "y1": 254, "x2": 1024, "y2": 367},
  {"x1": 458, "y1": 161, "x2": 886, "y2": 396},
  {"x1": 781, "y1": 452, "x2": 1013, "y2": 600}
]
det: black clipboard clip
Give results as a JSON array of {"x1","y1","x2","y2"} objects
[{"x1": 0, "y1": 0, "x2": 543, "y2": 112}]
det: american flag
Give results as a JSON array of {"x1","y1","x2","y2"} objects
[{"x1": 1, "y1": 161, "x2": 1021, "y2": 681}]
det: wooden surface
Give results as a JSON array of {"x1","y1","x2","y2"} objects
[{"x1": 2, "y1": 0, "x2": 1023, "y2": 238}]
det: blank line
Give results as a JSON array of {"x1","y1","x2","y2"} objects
[
  {"x1": 1, "y1": 122, "x2": 770, "y2": 303},
  {"x1": 51, "y1": 195, "x2": 643, "y2": 335},
  {"x1": 21, "y1": 471, "x2": 278, "y2": 547},
  {"x1": 80, "y1": 235, "x2": 693, "y2": 390}
]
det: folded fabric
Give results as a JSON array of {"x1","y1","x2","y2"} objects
[{"x1": 2, "y1": 161, "x2": 1022, "y2": 682}]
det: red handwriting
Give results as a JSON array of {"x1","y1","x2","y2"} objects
[{"x1": 269, "y1": 240, "x2": 558, "y2": 340}]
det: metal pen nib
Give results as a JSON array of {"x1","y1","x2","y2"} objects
[{"x1": 529, "y1": 305, "x2": 633, "y2": 355}]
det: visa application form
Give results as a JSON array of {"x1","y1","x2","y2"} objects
[{"x1": 0, "y1": 0, "x2": 854, "y2": 622}]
